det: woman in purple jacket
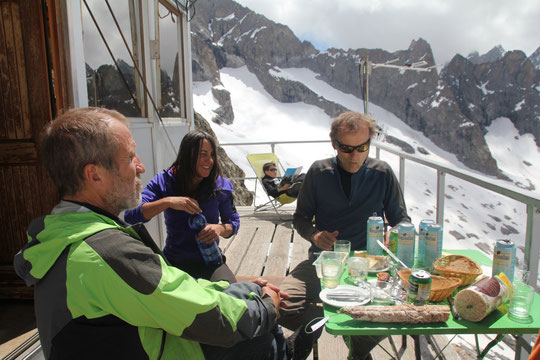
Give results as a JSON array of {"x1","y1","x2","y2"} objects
[{"x1": 124, "y1": 130, "x2": 239, "y2": 282}]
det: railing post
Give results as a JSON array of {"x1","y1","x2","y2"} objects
[
  {"x1": 253, "y1": 179, "x2": 259, "y2": 207},
  {"x1": 436, "y1": 171, "x2": 446, "y2": 225},
  {"x1": 525, "y1": 205, "x2": 540, "y2": 288},
  {"x1": 271, "y1": 143, "x2": 275, "y2": 153},
  {"x1": 375, "y1": 147, "x2": 380, "y2": 160},
  {"x1": 399, "y1": 156, "x2": 405, "y2": 192}
]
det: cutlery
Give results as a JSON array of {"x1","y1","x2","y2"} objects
[
  {"x1": 326, "y1": 291, "x2": 369, "y2": 302},
  {"x1": 376, "y1": 240, "x2": 410, "y2": 269}
]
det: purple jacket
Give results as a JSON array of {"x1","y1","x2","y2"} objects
[{"x1": 124, "y1": 169, "x2": 240, "y2": 264}]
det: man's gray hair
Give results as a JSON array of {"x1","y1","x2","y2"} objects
[
  {"x1": 41, "y1": 107, "x2": 127, "y2": 197},
  {"x1": 329, "y1": 111, "x2": 377, "y2": 141}
]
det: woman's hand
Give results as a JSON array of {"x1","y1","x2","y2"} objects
[
  {"x1": 167, "y1": 196, "x2": 201, "y2": 214},
  {"x1": 197, "y1": 224, "x2": 223, "y2": 244}
]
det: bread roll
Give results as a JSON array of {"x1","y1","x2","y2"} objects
[{"x1": 454, "y1": 276, "x2": 508, "y2": 322}]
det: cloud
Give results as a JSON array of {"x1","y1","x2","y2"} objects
[{"x1": 235, "y1": 0, "x2": 540, "y2": 65}]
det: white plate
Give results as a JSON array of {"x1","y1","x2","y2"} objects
[{"x1": 319, "y1": 285, "x2": 371, "y2": 308}]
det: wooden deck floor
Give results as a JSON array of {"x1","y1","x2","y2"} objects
[{"x1": 227, "y1": 206, "x2": 461, "y2": 360}]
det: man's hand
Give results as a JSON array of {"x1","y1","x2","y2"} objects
[
  {"x1": 383, "y1": 230, "x2": 391, "y2": 246},
  {"x1": 252, "y1": 278, "x2": 290, "y2": 308},
  {"x1": 279, "y1": 183, "x2": 291, "y2": 191},
  {"x1": 261, "y1": 286, "x2": 281, "y2": 317},
  {"x1": 311, "y1": 230, "x2": 339, "y2": 250},
  {"x1": 167, "y1": 196, "x2": 201, "y2": 214},
  {"x1": 197, "y1": 224, "x2": 223, "y2": 244}
]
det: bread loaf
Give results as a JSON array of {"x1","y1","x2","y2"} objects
[
  {"x1": 454, "y1": 276, "x2": 508, "y2": 322},
  {"x1": 339, "y1": 304, "x2": 450, "y2": 323}
]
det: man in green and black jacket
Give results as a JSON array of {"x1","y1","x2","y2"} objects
[{"x1": 14, "y1": 107, "x2": 288, "y2": 360}]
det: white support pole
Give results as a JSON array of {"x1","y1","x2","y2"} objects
[
  {"x1": 64, "y1": 0, "x2": 88, "y2": 107},
  {"x1": 525, "y1": 205, "x2": 540, "y2": 288},
  {"x1": 436, "y1": 171, "x2": 445, "y2": 225},
  {"x1": 181, "y1": 10, "x2": 194, "y2": 124},
  {"x1": 399, "y1": 156, "x2": 406, "y2": 192}
]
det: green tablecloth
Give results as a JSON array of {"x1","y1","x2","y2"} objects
[{"x1": 323, "y1": 249, "x2": 540, "y2": 336}]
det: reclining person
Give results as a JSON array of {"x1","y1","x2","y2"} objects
[
  {"x1": 262, "y1": 162, "x2": 305, "y2": 199},
  {"x1": 13, "y1": 107, "x2": 291, "y2": 360}
]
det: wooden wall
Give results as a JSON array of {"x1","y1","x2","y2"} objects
[{"x1": 0, "y1": 0, "x2": 60, "y2": 298}]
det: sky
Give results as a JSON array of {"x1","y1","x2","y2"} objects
[{"x1": 234, "y1": 0, "x2": 540, "y2": 65}]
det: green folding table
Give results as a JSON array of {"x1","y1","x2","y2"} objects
[{"x1": 323, "y1": 249, "x2": 540, "y2": 359}]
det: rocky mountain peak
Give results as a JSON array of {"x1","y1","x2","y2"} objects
[
  {"x1": 467, "y1": 45, "x2": 505, "y2": 64},
  {"x1": 529, "y1": 46, "x2": 540, "y2": 69},
  {"x1": 189, "y1": 0, "x2": 540, "y2": 181}
]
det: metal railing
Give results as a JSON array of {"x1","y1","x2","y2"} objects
[{"x1": 220, "y1": 139, "x2": 540, "y2": 287}]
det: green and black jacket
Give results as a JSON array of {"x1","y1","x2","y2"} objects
[{"x1": 14, "y1": 201, "x2": 277, "y2": 359}]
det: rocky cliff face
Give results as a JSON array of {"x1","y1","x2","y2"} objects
[
  {"x1": 189, "y1": 0, "x2": 540, "y2": 181},
  {"x1": 441, "y1": 50, "x2": 540, "y2": 164},
  {"x1": 194, "y1": 112, "x2": 254, "y2": 205}
]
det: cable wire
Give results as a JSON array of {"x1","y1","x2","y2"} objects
[
  {"x1": 84, "y1": 0, "x2": 178, "y2": 155},
  {"x1": 82, "y1": 0, "x2": 141, "y2": 115}
]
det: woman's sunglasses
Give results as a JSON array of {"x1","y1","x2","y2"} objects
[{"x1": 334, "y1": 138, "x2": 371, "y2": 153}]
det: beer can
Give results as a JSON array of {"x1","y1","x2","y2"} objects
[
  {"x1": 417, "y1": 219, "x2": 434, "y2": 267},
  {"x1": 492, "y1": 239, "x2": 516, "y2": 282},
  {"x1": 366, "y1": 215, "x2": 384, "y2": 255},
  {"x1": 397, "y1": 222, "x2": 415, "y2": 268},
  {"x1": 388, "y1": 227, "x2": 398, "y2": 255},
  {"x1": 407, "y1": 270, "x2": 432, "y2": 305},
  {"x1": 423, "y1": 224, "x2": 443, "y2": 270}
]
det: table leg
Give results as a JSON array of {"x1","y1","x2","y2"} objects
[
  {"x1": 478, "y1": 334, "x2": 505, "y2": 359},
  {"x1": 387, "y1": 336, "x2": 400, "y2": 359},
  {"x1": 401, "y1": 335, "x2": 407, "y2": 351},
  {"x1": 413, "y1": 335, "x2": 421, "y2": 360}
]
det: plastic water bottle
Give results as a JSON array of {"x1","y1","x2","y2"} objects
[{"x1": 188, "y1": 213, "x2": 222, "y2": 266}]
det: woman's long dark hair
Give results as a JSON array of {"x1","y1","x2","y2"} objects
[{"x1": 170, "y1": 130, "x2": 222, "y2": 201}]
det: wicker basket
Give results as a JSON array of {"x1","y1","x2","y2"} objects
[
  {"x1": 432, "y1": 254, "x2": 482, "y2": 286},
  {"x1": 398, "y1": 269, "x2": 462, "y2": 302}
]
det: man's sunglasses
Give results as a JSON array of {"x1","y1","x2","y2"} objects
[
  {"x1": 334, "y1": 138, "x2": 371, "y2": 153},
  {"x1": 268, "y1": 168, "x2": 278, "y2": 172}
]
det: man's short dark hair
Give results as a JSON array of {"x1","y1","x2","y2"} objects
[
  {"x1": 263, "y1": 162, "x2": 276, "y2": 172},
  {"x1": 330, "y1": 111, "x2": 377, "y2": 141},
  {"x1": 41, "y1": 107, "x2": 127, "y2": 197}
]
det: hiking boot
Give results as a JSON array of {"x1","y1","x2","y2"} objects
[{"x1": 286, "y1": 325, "x2": 321, "y2": 360}]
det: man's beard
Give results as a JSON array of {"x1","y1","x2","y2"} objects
[{"x1": 106, "y1": 175, "x2": 142, "y2": 215}]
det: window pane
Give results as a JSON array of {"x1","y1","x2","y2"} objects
[
  {"x1": 158, "y1": 3, "x2": 184, "y2": 118},
  {"x1": 82, "y1": 0, "x2": 144, "y2": 117}
]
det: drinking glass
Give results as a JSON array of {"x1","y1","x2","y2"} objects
[
  {"x1": 334, "y1": 240, "x2": 351, "y2": 256},
  {"x1": 347, "y1": 257, "x2": 369, "y2": 285},
  {"x1": 514, "y1": 267, "x2": 529, "y2": 284},
  {"x1": 322, "y1": 259, "x2": 342, "y2": 288},
  {"x1": 508, "y1": 281, "x2": 535, "y2": 323},
  {"x1": 370, "y1": 280, "x2": 394, "y2": 305}
]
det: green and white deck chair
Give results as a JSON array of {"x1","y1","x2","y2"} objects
[{"x1": 246, "y1": 153, "x2": 297, "y2": 215}]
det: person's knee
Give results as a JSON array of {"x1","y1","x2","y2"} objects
[{"x1": 202, "y1": 330, "x2": 287, "y2": 360}]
